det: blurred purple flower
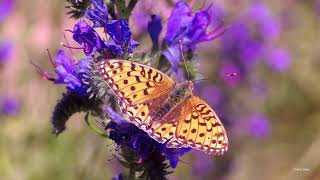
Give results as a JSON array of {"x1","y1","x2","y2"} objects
[
  {"x1": 106, "y1": 107, "x2": 191, "y2": 168},
  {"x1": 72, "y1": 20, "x2": 106, "y2": 56},
  {"x1": 132, "y1": 10, "x2": 149, "y2": 32},
  {"x1": 266, "y1": 48, "x2": 290, "y2": 72},
  {"x1": 54, "y1": 50, "x2": 90, "y2": 95},
  {"x1": 0, "y1": 41, "x2": 13, "y2": 65},
  {"x1": 192, "y1": 152, "x2": 214, "y2": 177},
  {"x1": 148, "y1": 14, "x2": 162, "y2": 47},
  {"x1": 247, "y1": 113, "x2": 271, "y2": 138},
  {"x1": 1, "y1": 96, "x2": 20, "y2": 116},
  {"x1": 85, "y1": 0, "x2": 109, "y2": 28},
  {"x1": 220, "y1": 24, "x2": 263, "y2": 68},
  {"x1": 198, "y1": 85, "x2": 222, "y2": 107},
  {"x1": 0, "y1": 0, "x2": 14, "y2": 23},
  {"x1": 250, "y1": 79, "x2": 268, "y2": 100},
  {"x1": 249, "y1": 2, "x2": 280, "y2": 40},
  {"x1": 220, "y1": 2, "x2": 282, "y2": 69},
  {"x1": 163, "y1": 1, "x2": 225, "y2": 73}
]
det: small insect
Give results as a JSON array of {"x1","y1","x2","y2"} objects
[{"x1": 96, "y1": 59, "x2": 228, "y2": 155}]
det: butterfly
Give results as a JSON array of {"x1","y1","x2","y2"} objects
[{"x1": 96, "y1": 59, "x2": 228, "y2": 155}]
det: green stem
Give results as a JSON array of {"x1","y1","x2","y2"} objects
[
  {"x1": 84, "y1": 113, "x2": 109, "y2": 138},
  {"x1": 128, "y1": 166, "x2": 136, "y2": 180},
  {"x1": 115, "y1": 0, "x2": 139, "y2": 20}
]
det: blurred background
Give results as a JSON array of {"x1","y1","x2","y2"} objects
[{"x1": 0, "y1": 0, "x2": 319, "y2": 179}]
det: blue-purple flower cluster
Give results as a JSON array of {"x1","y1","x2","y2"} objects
[{"x1": 72, "y1": 0, "x2": 138, "y2": 58}]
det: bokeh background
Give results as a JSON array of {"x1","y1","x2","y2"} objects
[{"x1": 0, "y1": 0, "x2": 319, "y2": 179}]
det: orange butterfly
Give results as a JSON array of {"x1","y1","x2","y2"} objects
[{"x1": 96, "y1": 59, "x2": 228, "y2": 155}]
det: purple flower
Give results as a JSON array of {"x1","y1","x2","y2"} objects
[
  {"x1": 161, "y1": 146, "x2": 191, "y2": 168},
  {"x1": 184, "y1": 10, "x2": 225, "y2": 49},
  {"x1": 85, "y1": 0, "x2": 109, "y2": 28},
  {"x1": 54, "y1": 50, "x2": 90, "y2": 95},
  {"x1": 106, "y1": 107, "x2": 190, "y2": 168},
  {"x1": 247, "y1": 113, "x2": 271, "y2": 138},
  {"x1": 266, "y1": 48, "x2": 290, "y2": 72},
  {"x1": 0, "y1": 41, "x2": 13, "y2": 65},
  {"x1": 148, "y1": 15, "x2": 162, "y2": 47},
  {"x1": 72, "y1": 20, "x2": 106, "y2": 56},
  {"x1": 165, "y1": 1, "x2": 193, "y2": 44},
  {"x1": 1, "y1": 96, "x2": 20, "y2": 116},
  {"x1": 105, "y1": 19, "x2": 139, "y2": 55},
  {"x1": 79, "y1": 0, "x2": 139, "y2": 57},
  {"x1": 163, "y1": 1, "x2": 225, "y2": 72},
  {"x1": 0, "y1": 0, "x2": 14, "y2": 23},
  {"x1": 162, "y1": 44, "x2": 181, "y2": 72}
]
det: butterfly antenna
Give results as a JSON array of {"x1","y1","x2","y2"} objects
[
  {"x1": 179, "y1": 40, "x2": 191, "y2": 80},
  {"x1": 201, "y1": 0, "x2": 207, "y2": 9},
  {"x1": 189, "y1": 0, "x2": 196, "y2": 9},
  {"x1": 178, "y1": 159, "x2": 192, "y2": 167}
]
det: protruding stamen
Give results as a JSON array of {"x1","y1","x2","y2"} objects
[
  {"x1": 30, "y1": 61, "x2": 56, "y2": 81},
  {"x1": 60, "y1": 42, "x2": 84, "y2": 50},
  {"x1": 46, "y1": 49, "x2": 56, "y2": 68}
]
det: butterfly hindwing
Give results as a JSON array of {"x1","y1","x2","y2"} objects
[{"x1": 176, "y1": 96, "x2": 228, "y2": 155}]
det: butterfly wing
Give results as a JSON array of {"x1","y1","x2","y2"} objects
[
  {"x1": 97, "y1": 59, "x2": 179, "y2": 143},
  {"x1": 97, "y1": 59, "x2": 174, "y2": 105},
  {"x1": 175, "y1": 96, "x2": 229, "y2": 155}
]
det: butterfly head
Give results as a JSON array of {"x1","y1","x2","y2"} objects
[
  {"x1": 185, "y1": 80, "x2": 194, "y2": 91},
  {"x1": 173, "y1": 81, "x2": 194, "y2": 101}
]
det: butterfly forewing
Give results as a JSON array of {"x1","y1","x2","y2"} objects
[
  {"x1": 97, "y1": 59, "x2": 174, "y2": 123},
  {"x1": 97, "y1": 59, "x2": 175, "y2": 105}
]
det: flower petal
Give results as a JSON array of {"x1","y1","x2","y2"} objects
[{"x1": 85, "y1": 0, "x2": 109, "y2": 28}]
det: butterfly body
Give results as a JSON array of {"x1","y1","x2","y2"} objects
[
  {"x1": 151, "y1": 81, "x2": 193, "y2": 122},
  {"x1": 96, "y1": 59, "x2": 229, "y2": 155}
]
